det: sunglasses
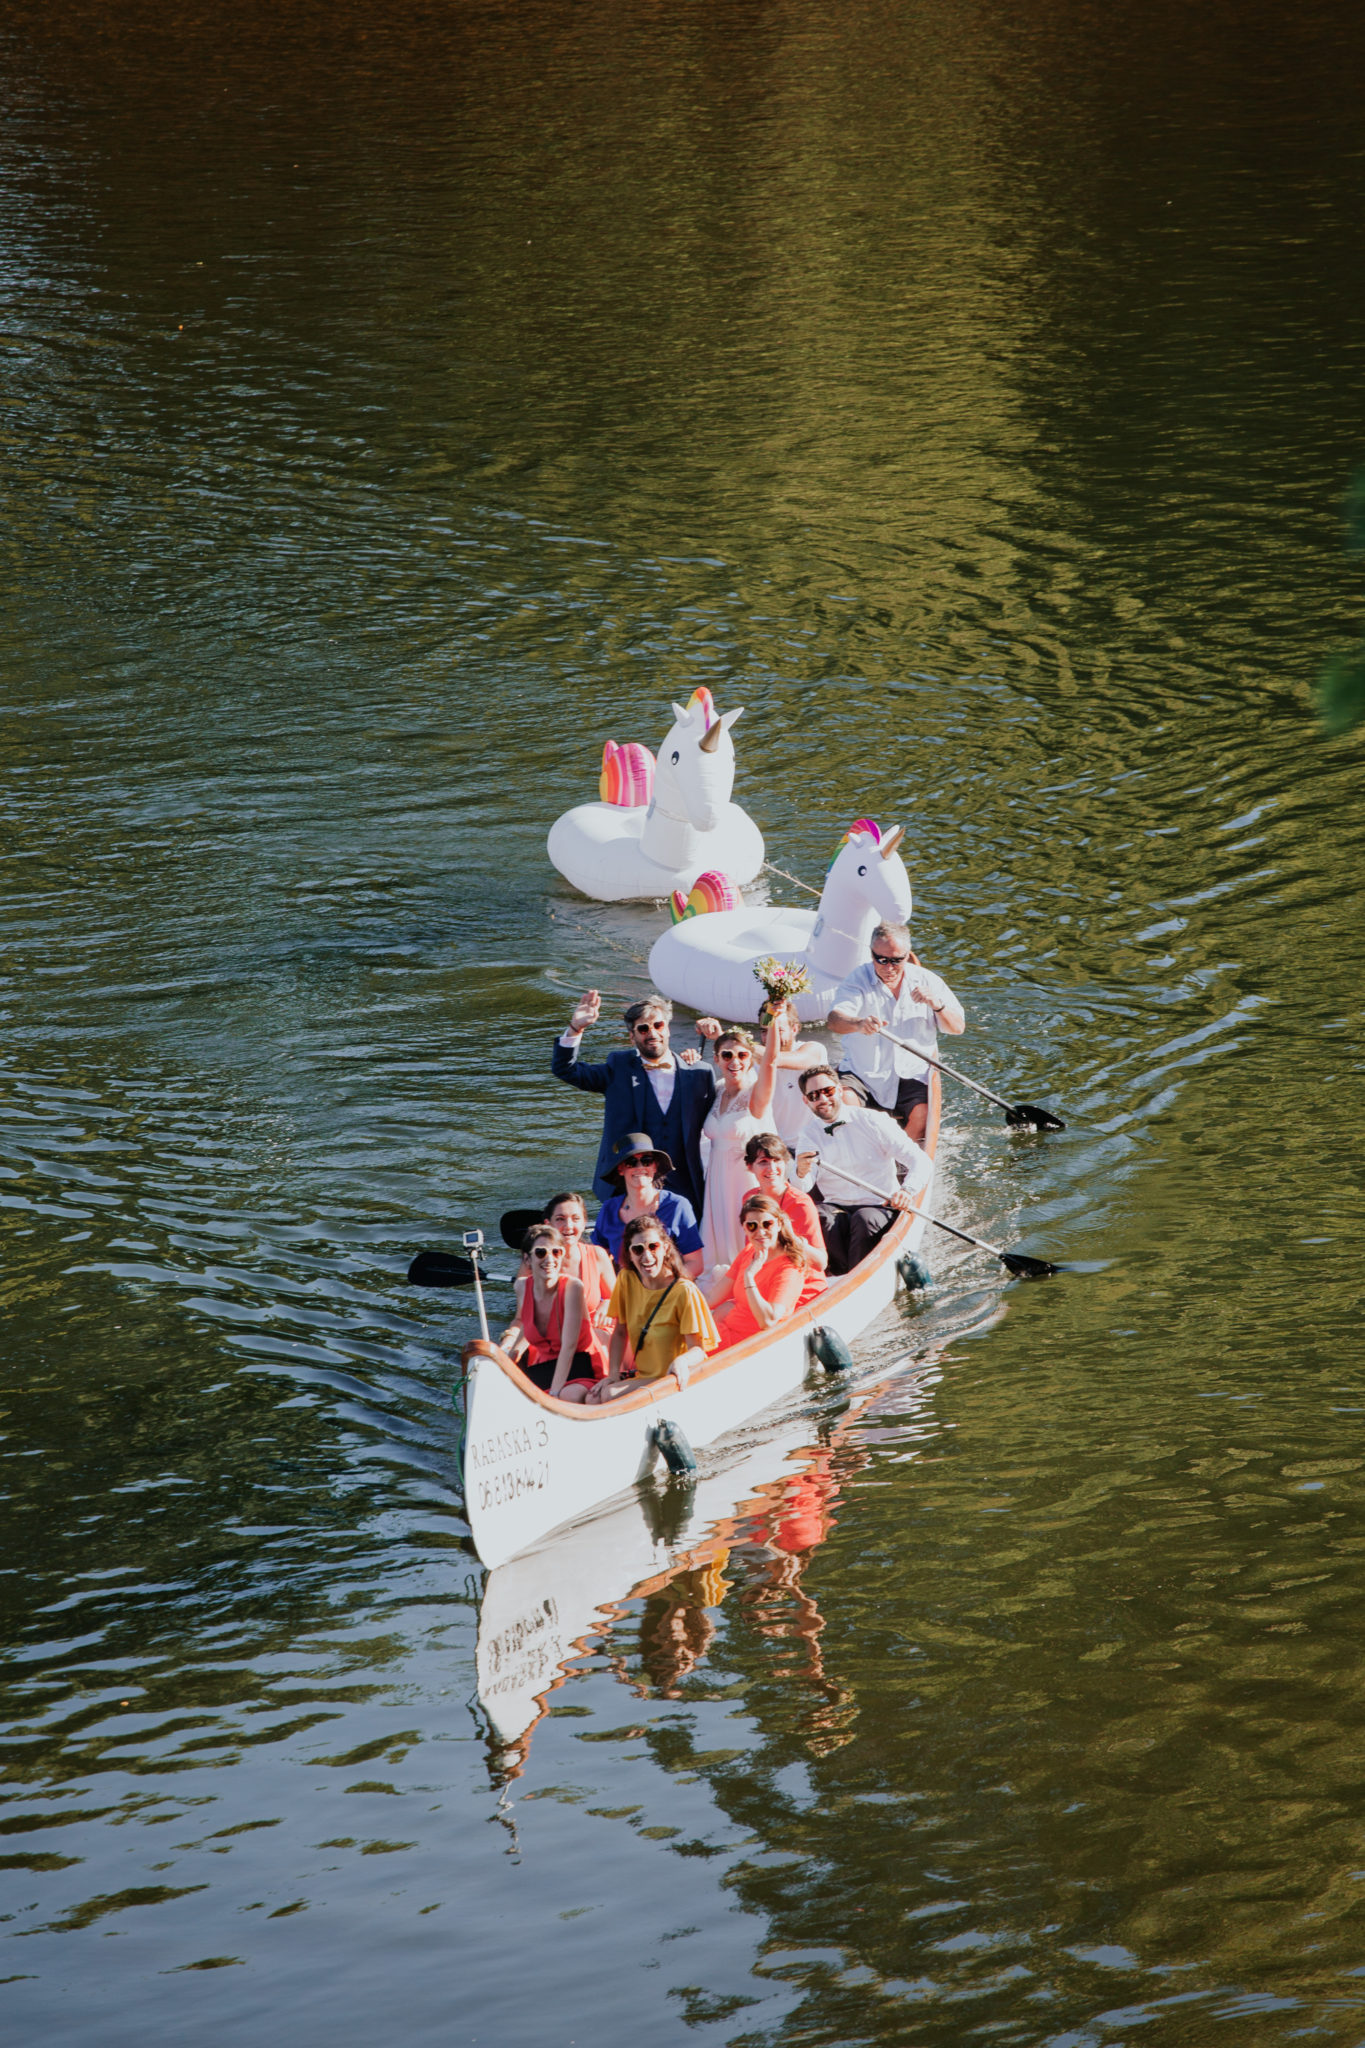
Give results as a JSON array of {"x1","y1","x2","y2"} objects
[
  {"x1": 718, "y1": 1048, "x2": 750, "y2": 1062},
  {"x1": 530, "y1": 1245, "x2": 564, "y2": 1260},
  {"x1": 622, "y1": 1155, "x2": 657, "y2": 1170},
  {"x1": 871, "y1": 951, "x2": 909, "y2": 966},
  {"x1": 629, "y1": 1239, "x2": 665, "y2": 1258},
  {"x1": 743, "y1": 1217, "x2": 777, "y2": 1234},
  {"x1": 803, "y1": 1083, "x2": 839, "y2": 1100}
]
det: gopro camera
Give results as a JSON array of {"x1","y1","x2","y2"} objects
[{"x1": 462, "y1": 1228, "x2": 485, "y2": 1251}]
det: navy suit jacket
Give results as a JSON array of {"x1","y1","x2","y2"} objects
[{"x1": 551, "y1": 1038, "x2": 716, "y2": 1212}]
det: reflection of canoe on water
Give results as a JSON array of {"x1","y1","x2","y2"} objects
[
  {"x1": 461, "y1": 1076, "x2": 940, "y2": 1569},
  {"x1": 476, "y1": 1367, "x2": 942, "y2": 1756},
  {"x1": 477, "y1": 1417, "x2": 824, "y2": 1748}
]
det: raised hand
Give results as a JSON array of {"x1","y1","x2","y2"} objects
[
  {"x1": 570, "y1": 989, "x2": 601, "y2": 1033},
  {"x1": 694, "y1": 1016, "x2": 722, "y2": 1041}
]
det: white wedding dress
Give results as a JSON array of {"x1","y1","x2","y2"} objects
[{"x1": 700, "y1": 1073, "x2": 777, "y2": 1271}]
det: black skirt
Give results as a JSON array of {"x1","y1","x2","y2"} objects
[{"x1": 521, "y1": 1350, "x2": 597, "y2": 1393}]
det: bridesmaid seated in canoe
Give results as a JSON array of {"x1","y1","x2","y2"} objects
[
  {"x1": 543, "y1": 1190, "x2": 616, "y2": 1371},
  {"x1": 499, "y1": 1223, "x2": 603, "y2": 1404},
  {"x1": 703, "y1": 1193, "x2": 827, "y2": 1348},
  {"x1": 742, "y1": 1132, "x2": 827, "y2": 1272},
  {"x1": 591, "y1": 1135, "x2": 705, "y2": 1279},
  {"x1": 588, "y1": 1217, "x2": 720, "y2": 1404}
]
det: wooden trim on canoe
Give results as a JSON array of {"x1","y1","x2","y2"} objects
[{"x1": 471, "y1": 1069, "x2": 941, "y2": 1423}]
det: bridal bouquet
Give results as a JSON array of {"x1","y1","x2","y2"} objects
[{"x1": 752, "y1": 956, "x2": 812, "y2": 1010}]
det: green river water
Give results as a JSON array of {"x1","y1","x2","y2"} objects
[{"x1": 3, "y1": 2, "x2": 1365, "y2": 2041}]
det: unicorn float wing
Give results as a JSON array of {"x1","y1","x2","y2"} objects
[
  {"x1": 648, "y1": 820, "x2": 910, "y2": 1022},
  {"x1": 546, "y1": 688, "x2": 765, "y2": 902}
]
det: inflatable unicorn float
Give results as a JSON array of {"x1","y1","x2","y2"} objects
[
  {"x1": 547, "y1": 688, "x2": 764, "y2": 902},
  {"x1": 649, "y1": 817, "x2": 910, "y2": 1023}
]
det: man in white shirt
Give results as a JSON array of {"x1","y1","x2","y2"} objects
[
  {"x1": 827, "y1": 921, "x2": 964, "y2": 1145},
  {"x1": 792, "y1": 1065, "x2": 931, "y2": 1275}
]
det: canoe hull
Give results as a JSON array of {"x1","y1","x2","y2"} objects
[{"x1": 462, "y1": 1078, "x2": 939, "y2": 1568}]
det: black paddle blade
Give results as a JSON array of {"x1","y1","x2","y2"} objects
[
  {"x1": 499, "y1": 1208, "x2": 545, "y2": 1250},
  {"x1": 407, "y1": 1249, "x2": 476, "y2": 1287},
  {"x1": 1005, "y1": 1103, "x2": 1067, "y2": 1133},
  {"x1": 1000, "y1": 1251, "x2": 1061, "y2": 1281}
]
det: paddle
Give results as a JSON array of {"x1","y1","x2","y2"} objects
[
  {"x1": 499, "y1": 1207, "x2": 545, "y2": 1250},
  {"x1": 407, "y1": 1249, "x2": 514, "y2": 1288},
  {"x1": 918, "y1": 1213, "x2": 1060, "y2": 1282},
  {"x1": 809, "y1": 1156, "x2": 1062, "y2": 1281},
  {"x1": 879, "y1": 1027, "x2": 1066, "y2": 1132}
]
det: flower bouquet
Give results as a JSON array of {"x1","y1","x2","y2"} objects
[{"x1": 752, "y1": 955, "x2": 812, "y2": 1023}]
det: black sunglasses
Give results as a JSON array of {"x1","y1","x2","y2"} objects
[{"x1": 871, "y1": 951, "x2": 908, "y2": 966}]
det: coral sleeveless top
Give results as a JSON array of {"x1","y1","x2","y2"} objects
[{"x1": 521, "y1": 1277, "x2": 594, "y2": 1369}]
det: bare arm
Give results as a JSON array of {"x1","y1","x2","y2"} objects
[
  {"x1": 601, "y1": 1318, "x2": 631, "y2": 1387},
  {"x1": 828, "y1": 1005, "x2": 881, "y2": 1038},
  {"x1": 741, "y1": 1258, "x2": 803, "y2": 1332},
  {"x1": 775, "y1": 1037, "x2": 822, "y2": 1069},
  {"x1": 750, "y1": 1016, "x2": 780, "y2": 1122},
  {"x1": 499, "y1": 1277, "x2": 531, "y2": 1359},
  {"x1": 912, "y1": 982, "x2": 965, "y2": 1035}
]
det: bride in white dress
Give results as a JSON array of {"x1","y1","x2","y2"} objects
[{"x1": 699, "y1": 1019, "x2": 780, "y2": 1272}]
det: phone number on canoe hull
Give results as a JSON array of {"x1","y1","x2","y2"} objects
[{"x1": 477, "y1": 1461, "x2": 551, "y2": 1514}]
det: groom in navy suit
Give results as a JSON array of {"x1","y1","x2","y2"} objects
[{"x1": 552, "y1": 990, "x2": 716, "y2": 1213}]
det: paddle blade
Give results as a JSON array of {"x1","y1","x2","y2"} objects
[
  {"x1": 499, "y1": 1208, "x2": 545, "y2": 1250},
  {"x1": 1005, "y1": 1103, "x2": 1067, "y2": 1133},
  {"x1": 408, "y1": 1249, "x2": 476, "y2": 1287},
  {"x1": 1001, "y1": 1251, "x2": 1061, "y2": 1281}
]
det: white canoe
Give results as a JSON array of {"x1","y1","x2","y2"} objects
[{"x1": 460, "y1": 1076, "x2": 940, "y2": 1569}]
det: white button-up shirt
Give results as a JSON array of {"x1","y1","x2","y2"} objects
[
  {"x1": 830, "y1": 961, "x2": 958, "y2": 1106},
  {"x1": 792, "y1": 1103, "x2": 931, "y2": 1206}
]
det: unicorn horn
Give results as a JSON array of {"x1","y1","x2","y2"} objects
[
  {"x1": 700, "y1": 705, "x2": 743, "y2": 754},
  {"x1": 880, "y1": 826, "x2": 905, "y2": 859}
]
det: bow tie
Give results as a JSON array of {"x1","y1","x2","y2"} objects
[
  {"x1": 823, "y1": 1120, "x2": 846, "y2": 1134},
  {"x1": 643, "y1": 1059, "x2": 672, "y2": 1070}
]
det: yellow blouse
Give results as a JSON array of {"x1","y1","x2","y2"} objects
[{"x1": 605, "y1": 1270, "x2": 720, "y2": 1382}]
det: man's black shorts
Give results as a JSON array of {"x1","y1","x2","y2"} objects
[{"x1": 837, "y1": 1072, "x2": 929, "y2": 1125}]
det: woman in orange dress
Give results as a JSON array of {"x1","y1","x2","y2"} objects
[{"x1": 705, "y1": 1193, "x2": 826, "y2": 1347}]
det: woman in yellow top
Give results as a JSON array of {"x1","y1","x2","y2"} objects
[{"x1": 588, "y1": 1217, "x2": 720, "y2": 1404}]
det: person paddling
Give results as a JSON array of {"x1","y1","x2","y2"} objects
[{"x1": 828, "y1": 921, "x2": 964, "y2": 1145}]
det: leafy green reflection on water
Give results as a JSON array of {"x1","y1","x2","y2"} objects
[{"x1": 3, "y1": 0, "x2": 1365, "y2": 2041}]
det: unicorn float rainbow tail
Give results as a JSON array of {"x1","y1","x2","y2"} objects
[{"x1": 599, "y1": 740, "x2": 655, "y2": 807}]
